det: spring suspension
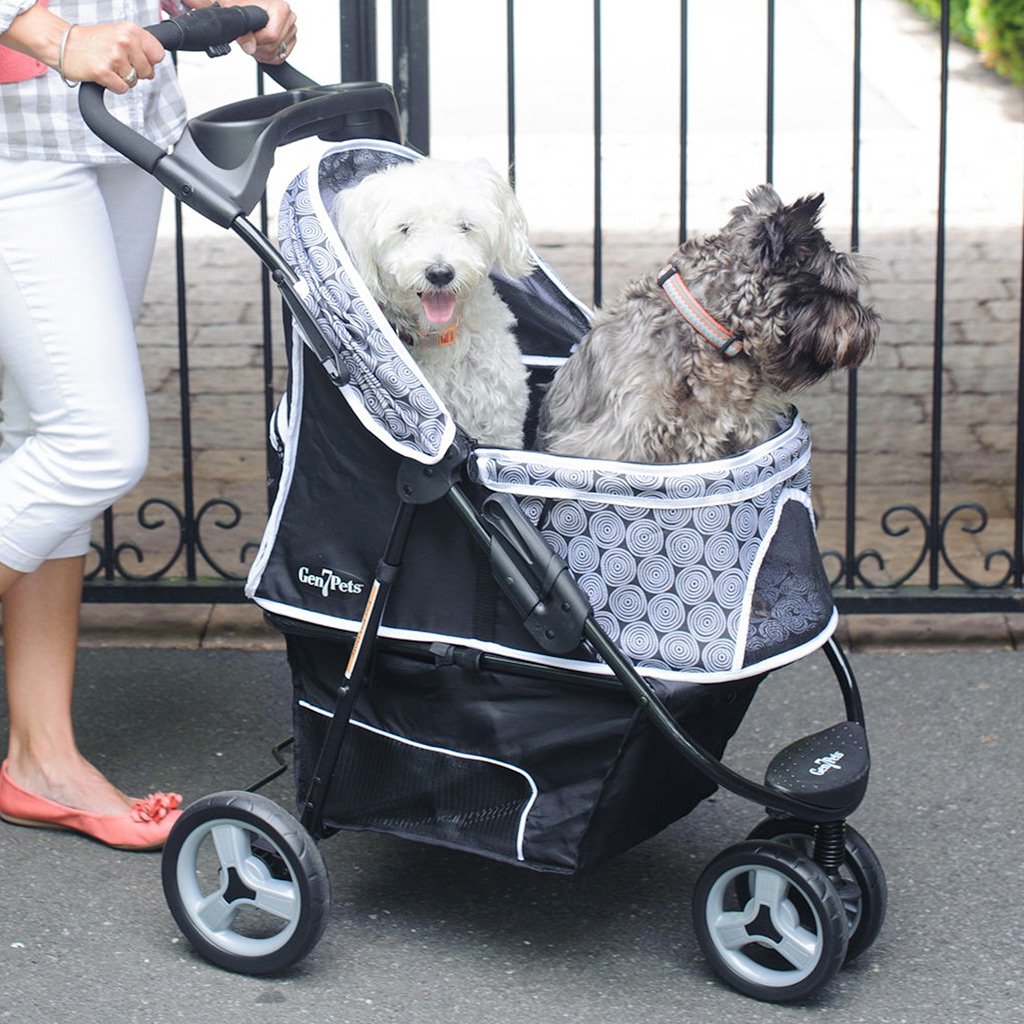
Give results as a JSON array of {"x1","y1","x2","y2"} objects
[{"x1": 813, "y1": 820, "x2": 848, "y2": 875}]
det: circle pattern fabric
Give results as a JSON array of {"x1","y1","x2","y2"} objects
[{"x1": 473, "y1": 416, "x2": 833, "y2": 676}]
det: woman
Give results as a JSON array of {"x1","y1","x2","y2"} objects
[{"x1": 0, "y1": 0, "x2": 295, "y2": 849}]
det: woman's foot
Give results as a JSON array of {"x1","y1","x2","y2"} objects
[
  {"x1": 0, "y1": 760, "x2": 182, "y2": 850},
  {"x1": 1, "y1": 752, "x2": 133, "y2": 816}
]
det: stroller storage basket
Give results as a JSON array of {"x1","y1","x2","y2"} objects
[{"x1": 284, "y1": 631, "x2": 761, "y2": 874}]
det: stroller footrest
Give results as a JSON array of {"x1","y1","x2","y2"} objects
[{"x1": 764, "y1": 721, "x2": 869, "y2": 815}]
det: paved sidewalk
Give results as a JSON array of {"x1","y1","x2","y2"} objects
[{"x1": 1, "y1": 645, "x2": 1022, "y2": 1023}]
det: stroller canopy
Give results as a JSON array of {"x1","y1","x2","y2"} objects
[{"x1": 278, "y1": 140, "x2": 455, "y2": 464}]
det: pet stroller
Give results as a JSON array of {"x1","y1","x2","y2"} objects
[{"x1": 81, "y1": 7, "x2": 886, "y2": 1003}]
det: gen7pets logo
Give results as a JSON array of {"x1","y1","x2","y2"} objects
[
  {"x1": 297, "y1": 565, "x2": 365, "y2": 598},
  {"x1": 809, "y1": 751, "x2": 845, "y2": 777}
]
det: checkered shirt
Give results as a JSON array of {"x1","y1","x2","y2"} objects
[{"x1": 0, "y1": 1, "x2": 187, "y2": 162}]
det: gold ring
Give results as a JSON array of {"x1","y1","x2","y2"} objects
[
  {"x1": 278, "y1": 41, "x2": 287, "y2": 61},
  {"x1": 123, "y1": 67, "x2": 138, "y2": 87}
]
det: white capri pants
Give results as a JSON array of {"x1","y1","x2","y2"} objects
[{"x1": 0, "y1": 157, "x2": 163, "y2": 573}]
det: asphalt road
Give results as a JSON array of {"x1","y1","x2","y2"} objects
[{"x1": 1, "y1": 644, "x2": 1020, "y2": 1023}]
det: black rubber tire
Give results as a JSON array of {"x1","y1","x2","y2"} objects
[
  {"x1": 161, "y1": 790, "x2": 330, "y2": 975},
  {"x1": 692, "y1": 841, "x2": 849, "y2": 1002},
  {"x1": 746, "y1": 817, "x2": 887, "y2": 962}
]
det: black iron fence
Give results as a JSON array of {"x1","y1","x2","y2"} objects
[{"x1": 83, "y1": 0, "x2": 1023, "y2": 614}]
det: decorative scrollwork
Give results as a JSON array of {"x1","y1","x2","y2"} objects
[
  {"x1": 938, "y1": 502, "x2": 1013, "y2": 588},
  {"x1": 194, "y1": 498, "x2": 253, "y2": 581},
  {"x1": 86, "y1": 496, "x2": 258, "y2": 583},
  {"x1": 85, "y1": 539, "x2": 110, "y2": 582},
  {"x1": 852, "y1": 504, "x2": 931, "y2": 589},
  {"x1": 112, "y1": 498, "x2": 186, "y2": 581},
  {"x1": 820, "y1": 501, "x2": 1016, "y2": 592}
]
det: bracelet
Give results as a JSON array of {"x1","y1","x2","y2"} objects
[{"x1": 58, "y1": 23, "x2": 77, "y2": 88}]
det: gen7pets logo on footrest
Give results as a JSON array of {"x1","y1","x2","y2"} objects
[
  {"x1": 809, "y1": 751, "x2": 845, "y2": 777},
  {"x1": 297, "y1": 565, "x2": 365, "y2": 598}
]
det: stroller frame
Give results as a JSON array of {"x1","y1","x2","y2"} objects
[{"x1": 80, "y1": 7, "x2": 886, "y2": 1003}]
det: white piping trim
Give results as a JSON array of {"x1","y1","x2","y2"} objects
[
  {"x1": 522, "y1": 355, "x2": 569, "y2": 368},
  {"x1": 253, "y1": 596, "x2": 836, "y2": 684},
  {"x1": 473, "y1": 441, "x2": 810, "y2": 511},
  {"x1": 476, "y1": 412, "x2": 804, "y2": 480},
  {"x1": 245, "y1": 329, "x2": 307, "y2": 598},
  {"x1": 295, "y1": 706, "x2": 539, "y2": 861}
]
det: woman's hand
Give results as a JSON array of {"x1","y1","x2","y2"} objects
[
  {"x1": 0, "y1": 6, "x2": 164, "y2": 91},
  {"x1": 187, "y1": 0, "x2": 297, "y2": 64},
  {"x1": 60, "y1": 21, "x2": 165, "y2": 93}
]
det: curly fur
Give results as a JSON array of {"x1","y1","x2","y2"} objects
[
  {"x1": 332, "y1": 157, "x2": 534, "y2": 448},
  {"x1": 537, "y1": 186, "x2": 879, "y2": 463}
]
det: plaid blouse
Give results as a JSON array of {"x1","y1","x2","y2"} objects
[{"x1": 0, "y1": 1, "x2": 187, "y2": 162}]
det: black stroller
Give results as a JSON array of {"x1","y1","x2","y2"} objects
[{"x1": 82, "y1": 7, "x2": 886, "y2": 1003}]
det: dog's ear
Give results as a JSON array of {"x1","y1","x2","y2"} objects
[
  {"x1": 472, "y1": 159, "x2": 535, "y2": 280},
  {"x1": 753, "y1": 192, "x2": 825, "y2": 269},
  {"x1": 330, "y1": 182, "x2": 384, "y2": 297},
  {"x1": 772, "y1": 286, "x2": 880, "y2": 390}
]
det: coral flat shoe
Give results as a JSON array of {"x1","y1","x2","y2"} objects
[{"x1": 0, "y1": 761, "x2": 182, "y2": 851}]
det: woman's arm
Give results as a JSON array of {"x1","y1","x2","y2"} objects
[{"x1": 0, "y1": 3, "x2": 165, "y2": 92}]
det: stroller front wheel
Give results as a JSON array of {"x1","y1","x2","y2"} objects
[
  {"x1": 746, "y1": 817, "x2": 887, "y2": 963},
  {"x1": 161, "y1": 790, "x2": 330, "y2": 975},
  {"x1": 692, "y1": 841, "x2": 848, "y2": 1002}
]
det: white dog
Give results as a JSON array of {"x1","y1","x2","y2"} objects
[{"x1": 332, "y1": 157, "x2": 535, "y2": 448}]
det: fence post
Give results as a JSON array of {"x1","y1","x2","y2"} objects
[
  {"x1": 391, "y1": 0, "x2": 430, "y2": 153},
  {"x1": 340, "y1": 0, "x2": 377, "y2": 82}
]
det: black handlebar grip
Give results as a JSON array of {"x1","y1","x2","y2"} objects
[{"x1": 148, "y1": 5, "x2": 269, "y2": 52}]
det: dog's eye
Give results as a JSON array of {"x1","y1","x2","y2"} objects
[
  {"x1": 397, "y1": 223, "x2": 411, "y2": 236},
  {"x1": 458, "y1": 221, "x2": 473, "y2": 233}
]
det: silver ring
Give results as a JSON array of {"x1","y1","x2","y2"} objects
[
  {"x1": 278, "y1": 41, "x2": 287, "y2": 61},
  {"x1": 123, "y1": 67, "x2": 138, "y2": 87}
]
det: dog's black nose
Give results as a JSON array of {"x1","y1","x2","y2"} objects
[{"x1": 425, "y1": 263, "x2": 455, "y2": 288}]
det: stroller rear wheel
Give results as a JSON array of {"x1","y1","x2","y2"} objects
[
  {"x1": 161, "y1": 791, "x2": 330, "y2": 975},
  {"x1": 746, "y1": 817, "x2": 887, "y2": 963},
  {"x1": 692, "y1": 841, "x2": 848, "y2": 1002}
]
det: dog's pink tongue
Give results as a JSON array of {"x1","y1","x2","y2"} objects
[{"x1": 420, "y1": 291, "x2": 457, "y2": 325}]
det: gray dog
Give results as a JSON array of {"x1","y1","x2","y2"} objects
[{"x1": 537, "y1": 186, "x2": 879, "y2": 463}]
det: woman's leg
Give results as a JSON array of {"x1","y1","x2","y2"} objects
[
  {"x1": 0, "y1": 557, "x2": 137, "y2": 814},
  {"x1": 0, "y1": 159, "x2": 164, "y2": 814}
]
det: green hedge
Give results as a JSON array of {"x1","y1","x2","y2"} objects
[{"x1": 904, "y1": 0, "x2": 1024, "y2": 84}]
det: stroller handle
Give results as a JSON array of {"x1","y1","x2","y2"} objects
[
  {"x1": 150, "y1": 4, "x2": 268, "y2": 52},
  {"x1": 78, "y1": 6, "x2": 271, "y2": 174},
  {"x1": 78, "y1": 6, "x2": 403, "y2": 228}
]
